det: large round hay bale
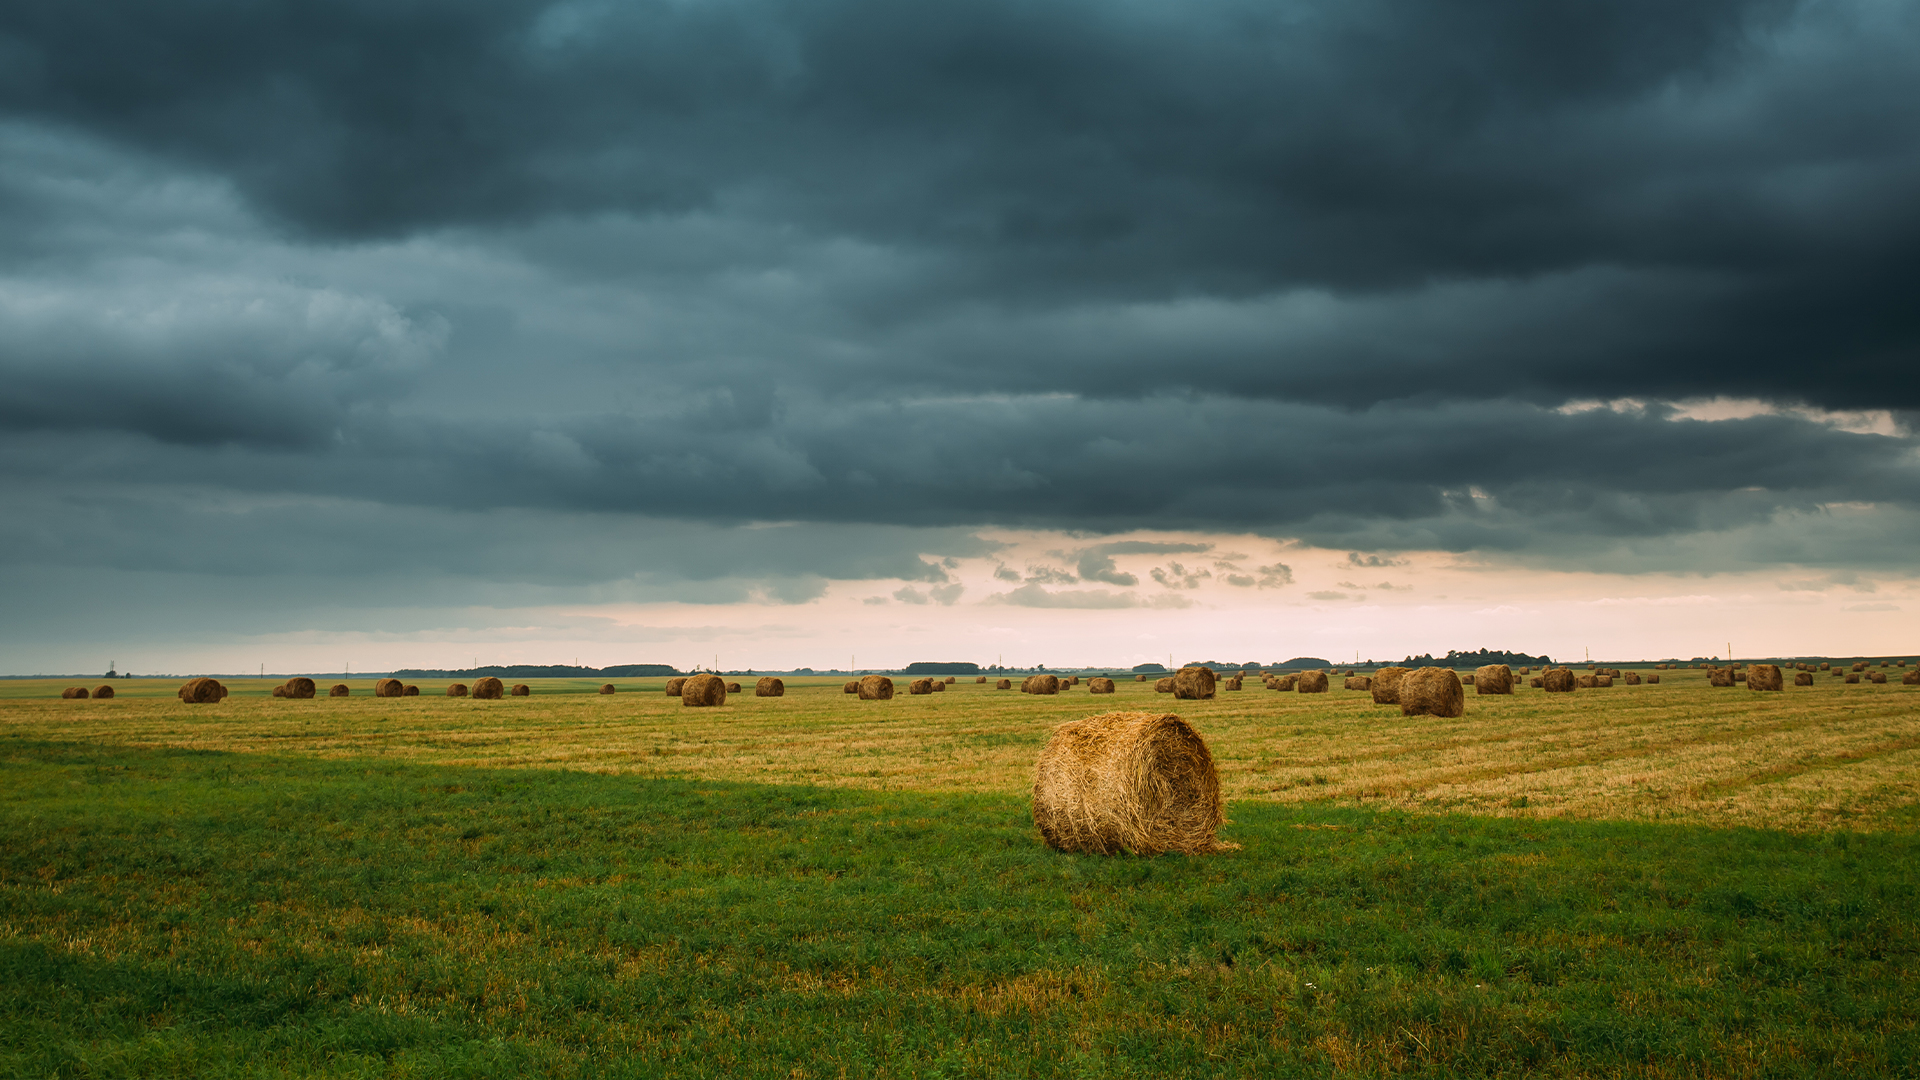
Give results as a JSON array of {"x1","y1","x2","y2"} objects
[
  {"x1": 1369, "y1": 667, "x2": 1407, "y2": 704},
  {"x1": 755, "y1": 676, "x2": 784, "y2": 697},
  {"x1": 1295, "y1": 670, "x2": 1329, "y2": 694},
  {"x1": 403, "y1": 685, "x2": 419, "y2": 696},
  {"x1": 1646, "y1": 674, "x2": 1660, "y2": 684},
  {"x1": 1026, "y1": 674, "x2": 1061, "y2": 695},
  {"x1": 92, "y1": 685, "x2": 115, "y2": 699},
  {"x1": 1223, "y1": 677, "x2": 1242, "y2": 691},
  {"x1": 1529, "y1": 677, "x2": 1543, "y2": 688},
  {"x1": 1576, "y1": 674, "x2": 1596, "y2": 688},
  {"x1": 328, "y1": 684, "x2": 350, "y2": 697},
  {"x1": 665, "y1": 678, "x2": 686, "y2": 695},
  {"x1": 1474, "y1": 665, "x2": 1513, "y2": 695},
  {"x1": 1400, "y1": 667, "x2": 1464, "y2": 718},
  {"x1": 1793, "y1": 672, "x2": 1814, "y2": 686},
  {"x1": 1153, "y1": 677, "x2": 1174, "y2": 693},
  {"x1": 910, "y1": 678, "x2": 935, "y2": 695},
  {"x1": 1747, "y1": 664, "x2": 1783, "y2": 692},
  {"x1": 1542, "y1": 668, "x2": 1575, "y2": 693},
  {"x1": 61, "y1": 686, "x2": 88, "y2": 699},
  {"x1": 1869, "y1": 672, "x2": 1887, "y2": 684},
  {"x1": 1031, "y1": 711, "x2": 1232, "y2": 856},
  {"x1": 682, "y1": 673, "x2": 726, "y2": 706},
  {"x1": 447, "y1": 683, "x2": 468, "y2": 697},
  {"x1": 1271, "y1": 674, "x2": 1297, "y2": 691},
  {"x1": 843, "y1": 680, "x2": 859, "y2": 694},
  {"x1": 1708, "y1": 668, "x2": 1734, "y2": 687},
  {"x1": 857, "y1": 675, "x2": 894, "y2": 700},
  {"x1": 179, "y1": 677, "x2": 225, "y2": 704},
  {"x1": 997, "y1": 679, "x2": 1013, "y2": 690},
  {"x1": 272, "y1": 685, "x2": 287, "y2": 697},
  {"x1": 1819, "y1": 662, "x2": 1830, "y2": 670},
  {"x1": 1902, "y1": 670, "x2": 1920, "y2": 685},
  {"x1": 375, "y1": 678, "x2": 405, "y2": 698},
  {"x1": 1845, "y1": 672, "x2": 1860, "y2": 684},
  {"x1": 1597, "y1": 675, "x2": 1614, "y2": 687},
  {"x1": 1089, "y1": 677, "x2": 1115, "y2": 694},
  {"x1": 1343, "y1": 675, "x2": 1371, "y2": 691},
  {"x1": 283, "y1": 677, "x2": 315, "y2": 699},
  {"x1": 473, "y1": 677, "x2": 505, "y2": 699},
  {"x1": 599, "y1": 683, "x2": 616, "y2": 695},
  {"x1": 511, "y1": 683, "x2": 530, "y2": 696},
  {"x1": 1172, "y1": 666, "x2": 1215, "y2": 700},
  {"x1": 1853, "y1": 662, "x2": 1868, "y2": 672}
]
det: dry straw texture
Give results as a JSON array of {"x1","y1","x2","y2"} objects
[
  {"x1": 511, "y1": 684, "x2": 531, "y2": 696},
  {"x1": 1904, "y1": 671, "x2": 1920, "y2": 685},
  {"x1": 92, "y1": 685, "x2": 115, "y2": 699},
  {"x1": 1596, "y1": 676, "x2": 1613, "y2": 688},
  {"x1": 599, "y1": 684, "x2": 616, "y2": 695},
  {"x1": 329, "y1": 684, "x2": 350, "y2": 698},
  {"x1": 1529, "y1": 677, "x2": 1544, "y2": 688},
  {"x1": 932, "y1": 681, "x2": 946, "y2": 693},
  {"x1": 910, "y1": 678, "x2": 935, "y2": 695},
  {"x1": 681, "y1": 673, "x2": 727, "y2": 707},
  {"x1": 283, "y1": 677, "x2": 315, "y2": 699},
  {"x1": 178, "y1": 678, "x2": 225, "y2": 704},
  {"x1": 61, "y1": 687, "x2": 87, "y2": 699},
  {"x1": 1089, "y1": 677, "x2": 1116, "y2": 694},
  {"x1": 1543, "y1": 668, "x2": 1575, "y2": 693},
  {"x1": 1576, "y1": 674, "x2": 1597, "y2": 689},
  {"x1": 1025, "y1": 675, "x2": 1061, "y2": 695},
  {"x1": 1296, "y1": 670, "x2": 1329, "y2": 694},
  {"x1": 1709, "y1": 668, "x2": 1735, "y2": 688},
  {"x1": 402, "y1": 685, "x2": 419, "y2": 696},
  {"x1": 1153, "y1": 677, "x2": 1174, "y2": 693},
  {"x1": 271, "y1": 686, "x2": 287, "y2": 698},
  {"x1": 447, "y1": 684, "x2": 469, "y2": 698},
  {"x1": 725, "y1": 682, "x2": 742, "y2": 693},
  {"x1": 1870, "y1": 672, "x2": 1887, "y2": 685},
  {"x1": 1748, "y1": 664, "x2": 1784, "y2": 692},
  {"x1": 1344, "y1": 676, "x2": 1371, "y2": 691},
  {"x1": 1475, "y1": 665, "x2": 1513, "y2": 695},
  {"x1": 473, "y1": 677, "x2": 505, "y2": 700},
  {"x1": 1172, "y1": 666, "x2": 1216, "y2": 700},
  {"x1": 665, "y1": 678, "x2": 687, "y2": 695},
  {"x1": 976, "y1": 676, "x2": 988, "y2": 684},
  {"x1": 755, "y1": 677, "x2": 785, "y2": 697},
  {"x1": 1647, "y1": 674, "x2": 1660, "y2": 684},
  {"x1": 1795, "y1": 672, "x2": 1815, "y2": 686},
  {"x1": 856, "y1": 675, "x2": 894, "y2": 700},
  {"x1": 375, "y1": 678, "x2": 405, "y2": 698},
  {"x1": 1135, "y1": 674, "x2": 1147, "y2": 682},
  {"x1": 1845, "y1": 673, "x2": 1861, "y2": 684},
  {"x1": 949, "y1": 677, "x2": 960, "y2": 685},
  {"x1": 1462, "y1": 675, "x2": 1475, "y2": 686},
  {"x1": 1031, "y1": 711, "x2": 1233, "y2": 856},
  {"x1": 843, "y1": 681, "x2": 859, "y2": 694},
  {"x1": 997, "y1": 679, "x2": 1013, "y2": 690},
  {"x1": 1400, "y1": 667, "x2": 1465, "y2": 718},
  {"x1": 1625, "y1": 672, "x2": 1641, "y2": 685},
  {"x1": 1271, "y1": 675, "x2": 1297, "y2": 692}
]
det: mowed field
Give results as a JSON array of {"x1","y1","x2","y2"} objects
[{"x1": 4, "y1": 669, "x2": 1918, "y2": 1077}]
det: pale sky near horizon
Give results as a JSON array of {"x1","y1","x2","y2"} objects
[{"x1": 2, "y1": 1, "x2": 1916, "y2": 675}]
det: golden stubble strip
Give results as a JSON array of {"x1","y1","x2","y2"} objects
[{"x1": 4, "y1": 676, "x2": 1916, "y2": 831}]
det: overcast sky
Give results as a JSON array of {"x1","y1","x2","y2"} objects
[{"x1": 2, "y1": 0, "x2": 1916, "y2": 674}]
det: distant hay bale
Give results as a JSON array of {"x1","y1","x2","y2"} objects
[
  {"x1": 473, "y1": 677, "x2": 504, "y2": 699},
  {"x1": 1542, "y1": 668, "x2": 1575, "y2": 693},
  {"x1": 92, "y1": 685, "x2": 115, "y2": 699},
  {"x1": 329, "y1": 684, "x2": 350, "y2": 697},
  {"x1": 844, "y1": 680, "x2": 859, "y2": 694},
  {"x1": 1461, "y1": 674, "x2": 1474, "y2": 685},
  {"x1": 1903, "y1": 670, "x2": 1920, "y2": 685},
  {"x1": 1472, "y1": 665, "x2": 1512, "y2": 695},
  {"x1": 1707, "y1": 668, "x2": 1734, "y2": 688},
  {"x1": 910, "y1": 678, "x2": 934, "y2": 695},
  {"x1": 1223, "y1": 677, "x2": 1242, "y2": 691},
  {"x1": 1869, "y1": 672, "x2": 1887, "y2": 684},
  {"x1": 977, "y1": 676, "x2": 988, "y2": 684},
  {"x1": 1646, "y1": 674, "x2": 1659, "y2": 684},
  {"x1": 665, "y1": 678, "x2": 686, "y2": 695},
  {"x1": 403, "y1": 685, "x2": 419, "y2": 696},
  {"x1": 1624, "y1": 672, "x2": 1641, "y2": 685},
  {"x1": 1153, "y1": 677, "x2": 1174, "y2": 693},
  {"x1": 681, "y1": 673, "x2": 726, "y2": 706},
  {"x1": 756, "y1": 677, "x2": 784, "y2": 697},
  {"x1": 1370, "y1": 667, "x2": 1408, "y2": 704},
  {"x1": 178, "y1": 677, "x2": 226, "y2": 704},
  {"x1": 1026, "y1": 674, "x2": 1061, "y2": 695},
  {"x1": 598, "y1": 683, "x2": 616, "y2": 695},
  {"x1": 1295, "y1": 670, "x2": 1329, "y2": 694},
  {"x1": 1747, "y1": 664, "x2": 1783, "y2": 692},
  {"x1": 1529, "y1": 677, "x2": 1544, "y2": 688},
  {"x1": 61, "y1": 686, "x2": 88, "y2": 699},
  {"x1": 1136, "y1": 674, "x2": 1148, "y2": 682},
  {"x1": 857, "y1": 675, "x2": 894, "y2": 700},
  {"x1": 448, "y1": 683, "x2": 469, "y2": 697},
  {"x1": 1031, "y1": 711, "x2": 1232, "y2": 856},
  {"x1": 1272, "y1": 675, "x2": 1297, "y2": 691},
  {"x1": 272, "y1": 685, "x2": 288, "y2": 697},
  {"x1": 1400, "y1": 667, "x2": 1465, "y2": 718},
  {"x1": 1820, "y1": 662, "x2": 1830, "y2": 670},
  {"x1": 511, "y1": 683, "x2": 530, "y2": 696},
  {"x1": 1794, "y1": 672, "x2": 1814, "y2": 686},
  {"x1": 1576, "y1": 674, "x2": 1596, "y2": 688},
  {"x1": 281, "y1": 677, "x2": 315, "y2": 699},
  {"x1": 1853, "y1": 662, "x2": 1868, "y2": 672},
  {"x1": 1089, "y1": 677, "x2": 1115, "y2": 694},
  {"x1": 374, "y1": 678, "x2": 404, "y2": 698},
  {"x1": 1844, "y1": 673, "x2": 1860, "y2": 684},
  {"x1": 949, "y1": 677, "x2": 959, "y2": 684},
  {"x1": 725, "y1": 682, "x2": 742, "y2": 693},
  {"x1": 1595, "y1": 676, "x2": 1613, "y2": 687},
  {"x1": 1344, "y1": 676, "x2": 1370, "y2": 691},
  {"x1": 997, "y1": 679, "x2": 1013, "y2": 690},
  {"x1": 1172, "y1": 666, "x2": 1216, "y2": 700},
  {"x1": 932, "y1": 680, "x2": 946, "y2": 692}
]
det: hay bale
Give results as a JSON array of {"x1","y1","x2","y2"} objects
[
  {"x1": 272, "y1": 685, "x2": 287, "y2": 698},
  {"x1": 724, "y1": 681, "x2": 741, "y2": 693},
  {"x1": 1624, "y1": 672, "x2": 1641, "y2": 685},
  {"x1": 1475, "y1": 665, "x2": 1513, "y2": 695},
  {"x1": 1223, "y1": 677, "x2": 1242, "y2": 691},
  {"x1": 843, "y1": 681, "x2": 859, "y2": 694},
  {"x1": 1747, "y1": 664, "x2": 1783, "y2": 692},
  {"x1": 910, "y1": 678, "x2": 935, "y2": 695},
  {"x1": 447, "y1": 683, "x2": 468, "y2": 697},
  {"x1": 329, "y1": 684, "x2": 350, "y2": 697},
  {"x1": 1576, "y1": 674, "x2": 1596, "y2": 688},
  {"x1": 1400, "y1": 667, "x2": 1465, "y2": 718},
  {"x1": 681, "y1": 673, "x2": 726, "y2": 706},
  {"x1": 284, "y1": 677, "x2": 316, "y2": 699},
  {"x1": 1707, "y1": 668, "x2": 1734, "y2": 687},
  {"x1": 178, "y1": 677, "x2": 225, "y2": 703},
  {"x1": 1794, "y1": 672, "x2": 1814, "y2": 686},
  {"x1": 1272, "y1": 675, "x2": 1297, "y2": 691},
  {"x1": 1529, "y1": 677, "x2": 1544, "y2": 688},
  {"x1": 1344, "y1": 676, "x2": 1371, "y2": 691},
  {"x1": 977, "y1": 676, "x2": 988, "y2": 683},
  {"x1": 1461, "y1": 674, "x2": 1475, "y2": 685},
  {"x1": 1370, "y1": 667, "x2": 1408, "y2": 704},
  {"x1": 1153, "y1": 677, "x2": 1174, "y2": 693},
  {"x1": 473, "y1": 677, "x2": 504, "y2": 699},
  {"x1": 1136, "y1": 674, "x2": 1148, "y2": 681},
  {"x1": 1646, "y1": 674, "x2": 1660, "y2": 684},
  {"x1": 1542, "y1": 668, "x2": 1575, "y2": 693},
  {"x1": 1853, "y1": 662, "x2": 1868, "y2": 672},
  {"x1": 665, "y1": 678, "x2": 686, "y2": 695},
  {"x1": 1820, "y1": 662, "x2": 1830, "y2": 670},
  {"x1": 1295, "y1": 670, "x2": 1329, "y2": 694},
  {"x1": 1844, "y1": 673, "x2": 1860, "y2": 684},
  {"x1": 997, "y1": 679, "x2": 1013, "y2": 690},
  {"x1": 1031, "y1": 711, "x2": 1232, "y2": 856},
  {"x1": 1089, "y1": 677, "x2": 1115, "y2": 694},
  {"x1": 403, "y1": 685, "x2": 419, "y2": 696},
  {"x1": 1026, "y1": 674, "x2": 1061, "y2": 695},
  {"x1": 932, "y1": 680, "x2": 946, "y2": 692},
  {"x1": 1902, "y1": 670, "x2": 1920, "y2": 686},
  {"x1": 375, "y1": 678, "x2": 405, "y2": 698},
  {"x1": 599, "y1": 683, "x2": 616, "y2": 695},
  {"x1": 1595, "y1": 676, "x2": 1613, "y2": 687},
  {"x1": 511, "y1": 683, "x2": 530, "y2": 696},
  {"x1": 949, "y1": 677, "x2": 959, "y2": 685},
  {"x1": 61, "y1": 686, "x2": 88, "y2": 699},
  {"x1": 1172, "y1": 666, "x2": 1216, "y2": 700},
  {"x1": 857, "y1": 675, "x2": 894, "y2": 700},
  {"x1": 1869, "y1": 672, "x2": 1887, "y2": 684},
  {"x1": 755, "y1": 677, "x2": 784, "y2": 697},
  {"x1": 92, "y1": 685, "x2": 115, "y2": 699}
]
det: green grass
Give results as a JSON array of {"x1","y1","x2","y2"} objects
[{"x1": 3, "y1": 737, "x2": 1915, "y2": 1078}]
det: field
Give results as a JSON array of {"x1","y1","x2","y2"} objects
[{"x1": 4, "y1": 670, "x2": 1918, "y2": 1076}]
